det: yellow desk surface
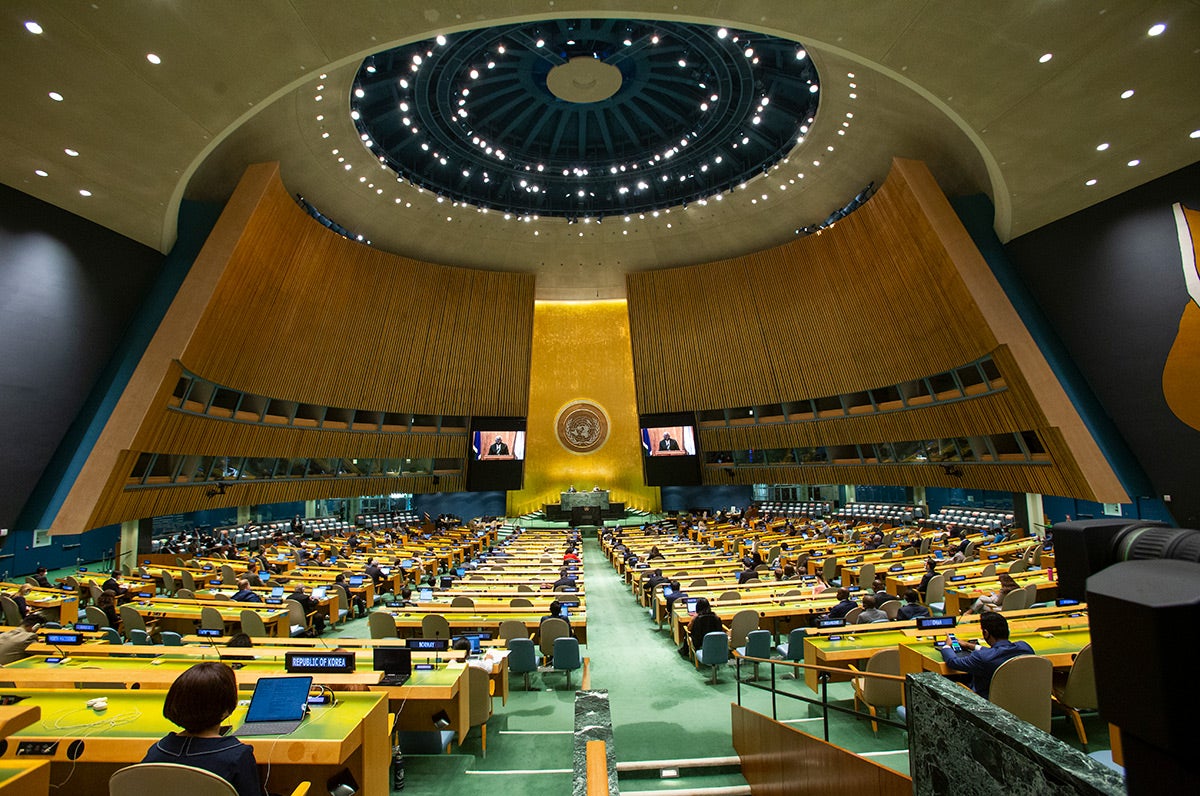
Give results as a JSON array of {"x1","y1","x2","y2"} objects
[
  {"x1": 898, "y1": 627, "x2": 1092, "y2": 679},
  {"x1": 0, "y1": 688, "x2": 389, "y2": 796},
  {"x1": 0, "y1": 760, "x2": 50, "y2": 796}
]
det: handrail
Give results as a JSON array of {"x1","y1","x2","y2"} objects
[
  {"x1": 585, "y1": 740, "x2": 608, "y2": 796},
  {"x1": 737, "y1": 654, "x2": 907, "y2": 682}
]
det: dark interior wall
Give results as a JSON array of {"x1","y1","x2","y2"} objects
[
  {"x1": 661, "y1": 485, "x2": 753, "y2": 513},
  {"x1": 0, "y1": 184, "x2": 163, "y2": 532},
  {"x1": 1005, "y1": 160, "x2": 1200, "y2": 528}
]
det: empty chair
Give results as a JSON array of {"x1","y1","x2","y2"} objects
[
  {"x1": 498, "y1": 619, "x2": 528, "y2": 642},
  {"x1": 285, "y1": 599, "x2": 311, "y2": 637},
  {"x1": 100, "y1": 627, "x2": 122, "y2": 645},
  {"x1": 990, "y1": 654, "x2": 1053, "y2": 731},
  {"x1": 508, "y1": 597, "x2": 533, "y2": 608},
  {"x1": 715, "y1": 590, "x2": 741, "y2": 603},
  {"x1": 368, "y1": 612, "x2": 398, "y2": 639},
  {"x1": 538, "y1": 617, "x2": 570, "y2": 662},
  {"x1": 450, "y1": 596, "x2": 475, "y2": 609},
  {"x1": 89, "y1": 582, "x2": 104, "y2": 604},
  {"x1": 1001, "y1": 588, "x2": 1028, "y2": 612},
  {"x1": 174, "y1": 588, "x2": 196, "y2": 600},
  {"x1": 688, "y1": 578, "x2": 707, "y2": 588},
  {"x1": 775, "y1": 628, "x2": 806, "y2": 677},
  {"x1": 857, "y1": 563, "x2": 876, "y2": 592},
  {"x1": 24, "y1": 577, "x2": 40, "y2": 587},
  {"x1": 1022, "y1": 582, "x2": 1039, "y2": 608},
  {"x1": 467, "y1": 664, "x2": 493, "y2": 755},
  {"x1": 159, "y1": 631, "x2": 183, "y2": 646},
  {"x1": 128, "y1": 628, "x2": 153, "y2": 646},
  {"x1": 179, "y1": 570, "x2": 198, "y2": 592},
  {"x1": 331, "y1": 584, "x2": 352, "y2": 626},
  {"x1": 735, "y1": 629, "x2": 772, "y2": 681},
  {"x1": 507, "y1": 637, "x2": 539, "y2": 690},
  {"x1": 1008, "y1": 559, "x2": 1029, "y2": 575},
  {"x1": 924, "y1": 575, "x2": 945, "y2": 616},
  {"x1": 980, "y1": 562, "x2": 997, "y2": 578},
  {"x1": 552, "y1": 637, "x2": 582, "y2": 689},
  {"x1": 0, "y1": 596, "x2": 22, "y2": 626},
  {"x1": 238, "y1": 610, "x2": 269, "y2": 638},
  {"x1": 119, "y1": 605, "x2": 152, "y2": 639},
  {"x1": 86, "y1": 605, "x2": 113, "y2": 629},
  {"x1": 821, "y1": 556, "x2": 838, "y2": 585},
  {"x1": 1052, "y1": 644, "x2": 1099, "y2": 748},
  {"x1": 421, "y1": 613, "x2": 451, "y2": 640},
  {"x1": 697, "y1": 631, "x2": 730, "y2": 684},
  {"x1": 516, "y1": 584, "x2": 534, "y2": 593},
  {"x1": 851, "y1": 648, "x2": 904, "y2": 734},
  {"x1": 200, "y1": 606, "x2": 225, "y2": 633},
  {"x1": 161, "y1": 570, "x2": 176, "y2": 597},
  {"x1": 727, "y1": 609, "x2": 760, "y2": 650}
]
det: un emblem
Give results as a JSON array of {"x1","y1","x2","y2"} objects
[{"x1": 555, "y1": 401, "x2": 609, "y2": 454}]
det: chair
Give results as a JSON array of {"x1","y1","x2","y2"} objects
[
  {"x1": 990, "y1": 654, "x2": 1053, "y2": 731},
  {"x1": 775, "y1": 628, "x2": 806, "y2": 677},
  {"x1": 508, "y1": 597, "x2": 533, "y2": 608},
  {"x1": 844, "y1": 606, "x2": 864, "y2": 624},
  {"x1": 1052, "y1": 644, "x2": 1099, "y2": 748},
  {"x1": 450, "y1": 596, "x2": 475, "y2": 608},
  {"x1": 174, "y1": 588, "x2": 196, "y2": 600},
  {"x1": 285, "y1": 599, "x2": 312, "y2": 637},
  {"x1": 821, "y1": 556, "x2": 838, "y2": 585},
  {"x1": 161, "y1": 570, "x2": 176, "y2": 597},
  {"x1": 467, "y1": 665, "x2": 493, "y2": 755},
  {"x1": 850, "y1": 648, "x2": 904, "y2": 734},
  {"x1": 688, "y1": 578, "x2": 707, "y2": 588},
  {"x1": 507, "y1": 637, "x2": 539, "y2": 690},
  {"x1": 697, "y1": 631, "x2": 729, "y2": 684},
  {"x1": 239, "y1": 610, "x2": 270, "y2": 638},
  {"x1": 498, "y1": 619, "x2": 528, "y2": 643},
  {"x1": 200, "y1": 606, "x2": 225, "y2": 632},
  {"x1": 726, "y1": 609, "x2": 759, "y2": 650},
  {"x1": 924, "y1": 575, "x2": 945, "y2": 615},
  {"x1": 735, "y1": 629, "x2": 772, "y2": 681},
  {"x1": 1001, "y1": 588, "x2": 1028, "y2": 611},
  {"x1": 1008, "y1": 559, "x2": 1029, "y2": 574},
  {"x1": 220, "y1": 564, "x2": 237, "y2": 584},
  {"x1": 129, "y1": 628, "x2": 153, "y2": 646},
  {"x1": 715, "y1": 590, "x2": 740, "y2": 603},
  {"x1": 159, "y1": 631, "x2": 183, "y2": 646},
  {"x1": 109, "y1": 761, "x2": 311, "y2": 796},
  {"x1": 0, "y1": 596, "x2": 22, "y2": 626},
  {"x1": 100, "y1": 627, "x2": 122, "y2": 644},
  {"x1": 1022, "y1": 582, "x2": 1039, "y2": 608},
  {"x1": 86, "y1": 605, "x2": 113, "y2": 629},
  {"x1": 331, "y1": 584, "x2": 352, "y2": 626},
  {"x1": 421, "y1": 613, "x2": 451, "y2": 640},
  {"x1": 516, "y1": 584, "x2": 534, "y2": 593},
  {"x1": 179, "y1": 570, "x2": 197, "y2": 592},
  {"x1": 857, "y1": 563, "x2": 876, "y2": 592},
  {"x1": 538, "y1": 617, "x2": 570, "y2": 662},
  {"x1": 552, "y1": 637, "x2": 582, "y2": 688},
  {"x1": 89, "y1": 582, "x2": 104, "y2": 604},
  {"x1": 368, "y1": 611, "x2": 398, "y2": 639},
  {"x1": 879, "y1": 599, "x2": 901, "y2": 620},
  {"x1": 980, "y1": 562, "x2": 997, "y2": 578},
  {"x1": 119, "y1": 605, "x2": 153, "y2": 639}
]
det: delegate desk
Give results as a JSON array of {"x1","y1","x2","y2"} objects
[
  {"x1": 129, "y1": 598, "x2": 290, "y2": 637},
  {"x1": 898, "y1": 626, "x2": 1092, "y2": 679},
  {"x1": 0, "y1": 705, "x2": 48, "y2": 796},
  {"x1": 942, "y1": 572, "x2": 1058, "y2": 616},
  {"x1": 384, "y1": 607, "x2": 589, "y2": 645},
  {"x1": 0, "y1": 584, "x2": 77, "y2": 625},
  {"x1": 0, "y1": 688, "x2": 389, "y2": 796},
  {"x1": 670, "y1": 594, "x2": 840, "y2": 645}
]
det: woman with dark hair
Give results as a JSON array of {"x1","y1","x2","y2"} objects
[
  {"x1": 96, "y1": 590, "x2": 120, "y2": 630},
  {"x1": 686, "y1": 598, "x2": 725, "y2": 657},
  {"x1": 968, "y1": 573, "x2": 1021, "y2": 614},
  {"x1": 141, "y1": 662, "x2": 262, "y2": 796}
]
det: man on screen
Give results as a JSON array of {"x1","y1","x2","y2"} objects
[
  {"x1": 658, "y1": 432, "x2": 681, "y2": 451},
  {"x1": 488, "y1": 435, "x2": 510, "y2": 456}
]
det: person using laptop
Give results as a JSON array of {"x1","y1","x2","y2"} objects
[
  {"x1": 231, "y1": 579, "x2": 262, "y2": 603},
  {"x1": 142, "y1": 662, "x2": 262, "y2": 796}
]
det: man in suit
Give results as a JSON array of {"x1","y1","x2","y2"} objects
[
  {"x1": 552, "y1": 568, "x2": 577, "y2": 591},
  {"x1": 826, "y1": 588, "x2": 857, "y2": 620},
  {"x1": 658, "y1": 432, "x2": 680, "y2": 451},
  {"x1": 896, "y1": 590, "x2": 930, "y2": 621},
  {"x1": 231, "y1": 579, "x2": 262, "y2": 603},
  {"x1": 939, "y1": 611, "x2": 1034, "y2": 698},
  {"x1": 101, "y1": 570, "x2": 133, "y2": 604},
  {"x1": 364, "y1": 558, "x2": 386, "y2": 589},
  {"x1": 289, "y1": 585, "x2": 325, "y2": 635},
  {"x1": 488, "y1": 435, "x2": 509, "y2": 456}
]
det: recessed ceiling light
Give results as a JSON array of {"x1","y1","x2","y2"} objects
[
  {"x1": 35, "y1": 169, "x2": 48, "y2": 177},
  {"x1": 25, "y1": 21, "x2": 43, "y2": 35},
  {"x1": 1096, "y1": 142, "x2": 1109, "y2": 151},
  {"x1": 48, "y1": 91, "x2": 63, "y2": 102},
  {"x1": 1120, "y1": 89, "x2": 1134, "y2": 99},
  {"x1": 146, "y1": 53, "x2": 161, "y2": 65},
  {"x1": 1085, "y1": 179, "x2": 1097, "y2": 186},
  {"x1": 1127, "y1": 159, "x2": 1140, "y2": 167},
  {"x1": 64, "y1": 148, "x2": 79, "y2": 157},
  {"x1": 1191, "y1": 129, "x2": 1200, "y2": 139},
  {"x1": 1038, "y1": 53, "x2": 1053, "y2": 63},
  {"x1": 1147, "y1": 23, "x2": 1166, "y2": 37},
  {"x1": 79, "y1": 189, "x2": 92, "y2": 196}
]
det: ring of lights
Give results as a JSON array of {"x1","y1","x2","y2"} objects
[
  {"x1": 555, "y1": 400, "x2": 610, "y2": 455},
  {"x1": 351, "y1": 19, "x2": 820, "y2": 219}
]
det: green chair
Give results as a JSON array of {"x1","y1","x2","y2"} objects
[
  {"x1": 200, "y1": 606, "x2": 225, "y2": 633},
  {"x1": 552, "y1": 637, "x2": 582, "y2": 689},
  {"x1": 368, "y1": 611, "x2": 397, "y2": 639},
  {"x1": 735, "y1": 629, "x2": 772, "y2": 681},
  {"x1": 129, "y1": 628, "x2": 153, "y2": 646},
  {"x1": 100, "y1": 627, "x2": 122, "y2": 645},
  {"x1": 159, "y1": 631, "x2": 183, "y2": 646},
  {"x1": 507, "y1": 637, "x2": 538, "y2": 690},
  {"x1": 698, "y1": 631, "x2": 729, "y2": 684},
  {"x1": 775, "y1": 628, "x2": 806, "y2": 678}
]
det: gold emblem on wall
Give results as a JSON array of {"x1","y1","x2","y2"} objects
[
  {"x1": 555, "y1": 400, "x2": 610, "y2": 454},
  {"x1": 1164, "y1": 203, "x2": 1200, "y2": 431}
]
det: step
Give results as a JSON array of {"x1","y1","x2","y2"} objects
[
  {"x1": 617, "y1": 784, "x2": 751, "y2": 796},
  {"x1": 617, "y1": 756, "x2": 749, "y2": 795},
  {"x1": 617, "y1": 755, "x2": 741, "y2": 774}
]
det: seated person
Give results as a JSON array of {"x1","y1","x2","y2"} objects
[
  {"x1": 871, "y1": 577, "x2": 892, "y2": 608},
  {"x1": 683, "y1": 598, "x2": 724, "y2": 658},
  {"x1": 231, "y1": 579, "x2": 262, "y2": 603},
  {"x1": 663, "y1": 581, "x2": 687, "y2": 612},
  {"x1": 646, "y1": 545, "x2": 665, "y2": 561},
  {"x1": 896, "y1": 589, "x2": 931, "y2": 621},
  {"x1": 364, "y1": 558, "x2": 385, "y2": 588},
  {"x1": 562, "y1": 546, "x2": 581, "y2": 563},
  {"x1": 968, "y1": 574, "x2": 1020, "y2": 614},
  {"x1": 95, "y1": 589, "x2": 121, "y2": 629},
  {"x1": 30, "y1": 567, "x2": 51, "y2": 588},
  {"x1": 855, "y1": 594, "x2": 889, "y2": 623},
  {"x1": 552, "y1": 568, "x2": 578, "y2": 591},
  {"x1": 917, "y1": 559, "x2": 939, "y2": 600},
  {"x1": 142, "y1": 662, "x2": 261, "y2": 796},
  {"x1": 0, "y1": 614, "x2": 42, "y2": 665},
  {"x1": 101, "y1": 570, "x2": 132, "y2": 603},
  {"x1": 540, "y1": 600, "x2": 572, "y2": 636},
  {"x1": 11, "y1": 584, "x2": 33, "y2": 617},
  {"x1": 939, "y1": 611, "x2": 1035, "y2": 698},
  {"x1": 288, "y1": 585, "x2": 325, "y2": 635},
  {"x1": 640, "y1": 568, "x2": 667, "y2": 598},
  {"x1": 736, "y1": 566, "x2": 759, "y2": 585},
  {"x1": 825, "y1": 588, "x2": 857, "y2": 620},
  {"x1": 243, "y1": 562, "x2": 264, "y2": 588}
]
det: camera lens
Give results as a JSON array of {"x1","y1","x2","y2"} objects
[{"x1": 1113, "y1": 526, "x2": 1200, "y2": 564}]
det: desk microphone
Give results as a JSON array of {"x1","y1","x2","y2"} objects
[{"x1": 52, "y1": 643, "x2": 71, "y2": 665}]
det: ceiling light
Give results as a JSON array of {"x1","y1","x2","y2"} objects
[
  {"x1": 35, "y1": 169, "x2": 48, "y2": 177},
  {"x1": 146, "y1": 53, "x2": 161, "y2": 65},
  {"x1": 48, "y1": 92, "x2": 63, "y2": 102},
  {"x1": 436, "y1": 34, "x2": 447, "y2": 45},
  {"x1": 79, "y1": 189, "x2": 91, "y2": 196},
  {"x1": 1191, "y1": 129, "x2": 1200, "y2": 139},
  {"x1": 64, "y1": 148, "x2": 78, "y2": 157},
  {"x1": 1096, "y1": 142, "x2": 1109, "y2": 151},
  {"x1": 25, "y1": 21, "x2": 43, "y2": 34},
  {"x1": 1085, "y1": 179, "x2": 1097, "y2": 186},
  {"x1": 796, "y1": 49, "x2": 807, "y2": 60},
  {"x1": 1147, "y1": 23, "x2": 1166, "y2": 36},
  {"x1": 1038, "y1": 53, "x2": 1052, "y2": 63},
  {"x1": 1127, "y1": 159, "x2": 1140, "y2": 167},
  {"x1": 536, "y1": 39, "x2": 545, "y2": 47},
  {"x1": 1121, "y1": 89, "x2": 1134, "y2": 99},
  {"x1": 717, "y1": 28, "x2": 728, "y2": 39},
  {"x1": 355, "y1": 88, "x2": 365, "y2": 98}
]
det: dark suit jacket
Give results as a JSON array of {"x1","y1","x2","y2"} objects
[
  {"x1": 488, "y1": 441, "x2": 509, "y2": 455},
  {"x1": 827, "y1": 599, "x2": 857, "y2": 619},
  {"x1": 940, "y1": 639, "x2": 1035, "y2": 698},
  {"x1": 232, "y1": 589, "x2": 262, "y2": 603},
  {"x1": 689, "y1": 612, "x2": 725, "y2": 651},
  {"x1": 658, "y1": 437, "x2": 680, "y2": 450}
]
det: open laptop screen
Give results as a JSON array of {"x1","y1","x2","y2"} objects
[
  {"x1": 373, "y1": 647, "x2": 412, "y2": 675},
  {"x1": 244, "y1": 676, "x2": 313, "y2": 723}
]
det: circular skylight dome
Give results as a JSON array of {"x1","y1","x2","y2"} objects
[{"x1": 351, "y1": 19, "x2": 820, "y2": 219}]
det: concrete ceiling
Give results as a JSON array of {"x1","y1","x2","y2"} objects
[{"x1": 3, "y1": 1, "x2": 1198, "y2": 300}]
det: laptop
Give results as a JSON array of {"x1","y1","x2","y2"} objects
[
  {"x1": 418, "y1": 588, "x2": 433, "y2": 602},
  {"x1": 234, "y1": 675, "x2": 313, "y2": 736},
  {"x1": 271, "y1": 586, "x2": 284, "y2": 598},
  {"x1": 373, "y1": 647, "x2": 412, "y2": 686},
  {"x1": 685, "y1": 598, "x2": 698, "y2": 614},
  {"x1": 311, "y1": 586, "x2": 327, "y2": 600},
  {"x1": 349, "y1": 575, "x2": 364, "y2": 587}
]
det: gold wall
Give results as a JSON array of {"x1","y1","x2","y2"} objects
[{"x1": 508, "y1": 300, "x2": 659, "y2": 515}]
